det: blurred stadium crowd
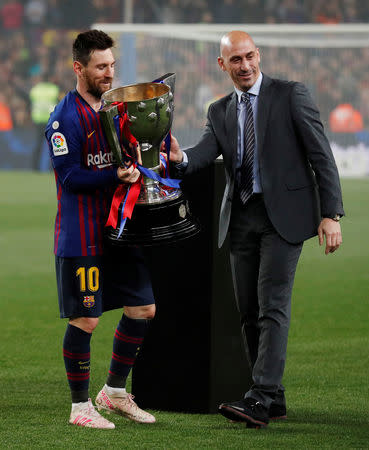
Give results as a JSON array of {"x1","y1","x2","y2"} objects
[{"x1": 0, "y1": 0, "x2": 368, "y2": 169}]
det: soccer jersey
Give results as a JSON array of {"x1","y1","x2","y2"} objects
[{"x1": 46, "y1": 89, "x2": 119, "y2": 257}]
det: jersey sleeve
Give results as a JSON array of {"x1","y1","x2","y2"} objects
[{"x1": 46, "y1": 109, "x2": 119, "y2": 193}]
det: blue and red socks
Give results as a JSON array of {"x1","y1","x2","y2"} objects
[
  {"x1": 106, "y1": 314, "x2": 150, "y2": 388},
  {"x1": 63, "y1": 316, "x2": 150, "y2": 401},
  {"x1": 63, "y1": 323, "x2": 91, "y2": 403}
]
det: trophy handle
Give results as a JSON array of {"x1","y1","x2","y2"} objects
[
  {"x1": 153, "y1": 72, "x2": 176, "y2": 151},
  {"x1": 153, "y1": 73, "x2": 176, "y2": 97},
  {"x1": 100, "y1": 104, "x2": 124, "y2": 166}
]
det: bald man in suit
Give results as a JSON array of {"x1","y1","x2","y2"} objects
[{"x1": 169, "y1": 31, "x2": 344, "y2": 428}]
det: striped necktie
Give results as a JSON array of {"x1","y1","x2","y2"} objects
[{"x1": 239, "y1": 92, "x2": 255, "y2": 204}]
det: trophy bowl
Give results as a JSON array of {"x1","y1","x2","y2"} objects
[{"x1": 99, "y1": 76, "x2": 200, "y2": 246}]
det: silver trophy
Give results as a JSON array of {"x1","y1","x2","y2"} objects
[{"x1": 99, "y1": 73, "x2": 199, "y2": 246}]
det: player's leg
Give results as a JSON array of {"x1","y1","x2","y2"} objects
[
  {"x1": 95, "y1": 246, "x2": 156, "y2": 423},
  {"x1": 105, "y1": 304, "x2": 156, "y2": 392},
  {"x1": 56, "y1": 255, "x2": 114, "y2": 429},
  {"x1": 63, "y1": 317, "x2": 97, "y2": 405}
]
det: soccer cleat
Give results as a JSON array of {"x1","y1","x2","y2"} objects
[
  {"x1": 95, "y1": 387, "x2": 156, "y2": 424},
  {"x1": 268, "y1": 402, "x2": 287, "y2": 420},
  {"x1": 69, "y1": 398, "x2": 115, "y2": 429},
  {"x1": 219, "y1": 397, "x2": 269, "y2": 428}
]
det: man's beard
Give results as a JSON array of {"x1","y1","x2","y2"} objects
[{"x1": 86, "y1": 78, "x2": 112, "y2": 100}]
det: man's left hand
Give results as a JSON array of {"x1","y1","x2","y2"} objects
[
  {"x1": 318, "y1": 218, "x2": 342, "y2": 255},
  {"x1": 117, "y1": 164, "x2": 141, "y2": 184}
]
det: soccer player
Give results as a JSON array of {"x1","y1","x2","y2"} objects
[{"x1": 45, "y1": 30, "x2": 156, "y2": 429}]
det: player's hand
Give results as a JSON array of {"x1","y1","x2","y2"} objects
[
  {"x1": 318, "y1": 218, "x2": 342, "y2": 255},
  {"x1": 117, "y1": 164, "x2": 140, "y2": 184},
  {"x1": 161, "y1": 135, "x2": 183, "y2": 164}
]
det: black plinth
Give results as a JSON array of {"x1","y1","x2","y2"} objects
[
  {"x1": 105, "y1": 193, "x2": 200, "y2": 246},
  {"x1": 132, "y1": 160, "x2": 251, "y2": 413}
]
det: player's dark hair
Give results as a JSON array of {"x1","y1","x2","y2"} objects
[{"x1": 73, "y1": 30, "x2": 114, "y2": 66}]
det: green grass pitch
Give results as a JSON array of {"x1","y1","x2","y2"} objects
[{"x1": 0, "y1": 172, "x2": 368, "y2": 449}]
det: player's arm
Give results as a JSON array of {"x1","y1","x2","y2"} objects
[
  {"x1": 56, "y1": 162, "x2": 119, "y2": 192},
  {"x1": 47, "y1": 117, "x2": 137, "y2": 193},
  {"x1": 57, "y1": 160, "x2": 139, "y2": 191}
]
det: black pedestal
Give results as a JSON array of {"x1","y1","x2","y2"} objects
[{"x1": 132, "y1": 160, "x2": 251, "y2": 413}]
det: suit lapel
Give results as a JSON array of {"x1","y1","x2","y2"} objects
[
  {"x1": 257, "y1": 74, "x2": 273, "y2": 158},
  {"x1": 224, "y1": 92, "x2": 238, "y2": 171}
]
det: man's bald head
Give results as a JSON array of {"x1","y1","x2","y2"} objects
[
  {"x1": 217, "y1": 30, "x2": 261, "y2": 91},
  {"x1": 220, "y1": 31, "x2": 256, "y2": 57}
]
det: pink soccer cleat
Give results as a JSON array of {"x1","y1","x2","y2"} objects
[
  {"x1": 69, "y1": 398, "x2": 115, "y2": 429},
  {"x1": 95, "y1": 387, "x2": 156, "y2": 424}
]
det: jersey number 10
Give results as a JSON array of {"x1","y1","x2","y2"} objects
[{"x1": 76, "y1": 266, "x2": 99, "y2": 292}]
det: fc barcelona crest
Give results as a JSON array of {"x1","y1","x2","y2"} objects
[{"x1": 83, "y1": 295, "x2": 95, "y2": 308}]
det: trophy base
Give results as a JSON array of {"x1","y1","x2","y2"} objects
[{"x1": 105, "y1": 194, "x2": 200, "y2": 246}]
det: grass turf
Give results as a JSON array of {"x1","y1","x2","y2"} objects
[{"x1": 0, "y1": 172, "x2": 368, "y2": 449}]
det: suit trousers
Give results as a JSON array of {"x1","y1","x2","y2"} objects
[{"x1": 229, "y1": 193, "x2": 303, "y2": 408}]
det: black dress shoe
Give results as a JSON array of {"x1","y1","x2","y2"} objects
[
  {"x1": 219, "y1": 398, "x2": 269, "y2": 428},
  {"x1": 269, "y1": 402, "x2": 287, "y2": 420}
]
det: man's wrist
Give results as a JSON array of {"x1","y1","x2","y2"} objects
[
  {"x1": 175, "y1": 151, "x2": 187, "y2": 168},
  {"x1": 323, "y1": 214, "x2": 342, "y2": 222}
]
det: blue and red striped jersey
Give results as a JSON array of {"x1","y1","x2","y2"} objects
[{"x1": 46, "y1": 90, "x2": 119, "y2": 257}]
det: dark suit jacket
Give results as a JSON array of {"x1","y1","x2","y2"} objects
[{"x1": 182, "y1": 74, "x2": 344, "y2": 247}]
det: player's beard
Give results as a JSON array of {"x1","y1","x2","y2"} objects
[{"x1": 85, "y1": 76, "x2": 112, "y2": 100}]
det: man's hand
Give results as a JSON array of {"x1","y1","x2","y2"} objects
[
  {"x1": 117, "y1": 164, "x2": 140, "y2": 184},
  {"x1": 161, "y1": 134, "x2": 183, "y2": 164},
  {"x1": 116, "y1": 144, "x2": 142, "y2": 184},
  {"x1": 318, "y1": 218, "x2": 342, "y2": 255}
]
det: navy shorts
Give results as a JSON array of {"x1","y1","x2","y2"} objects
[{"x1": 55, "y1": 246, "x2": 155, "y2": 319}]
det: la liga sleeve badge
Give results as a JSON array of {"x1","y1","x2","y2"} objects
[{"x1": 51, "y1": 132, "x2": 69, "y2": 156}]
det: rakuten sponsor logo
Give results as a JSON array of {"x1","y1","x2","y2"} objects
[{"x1": 87, "y1": 151, "x2": 115, "y2": 168}]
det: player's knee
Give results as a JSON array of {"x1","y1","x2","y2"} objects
[
  {"x1": 125, "y1": 304, "x2": 156, "y2": 320},
  {"x1": 144, "y1": 304, "x2": 156, "y2": 320},
  {"x1": 70, "y1": 317, "x2": 99, "y2": 334},
  {"x1": 82, "y1": 317, "x2": 99, "y2": 333}
]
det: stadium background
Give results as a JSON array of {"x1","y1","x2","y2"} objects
[
  {"x1": 1, "y1": 1, "x2": 368, "y2": 448},
  {"x1": 1, "y1": 0, "x2": 369, "y2": 175}
]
